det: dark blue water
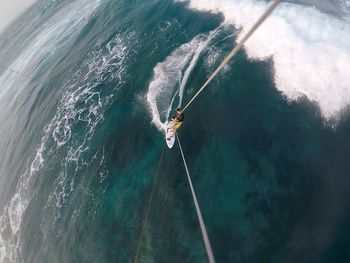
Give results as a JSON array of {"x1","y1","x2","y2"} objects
[{"x1": 0, "y1": 0, "x2": 350, "y2": 262}]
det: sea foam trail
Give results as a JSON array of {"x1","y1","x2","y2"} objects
[
  {"x1": 0, "y1": 0, "x2": 105, "y2": 262},
  {"x1": 147, "y1": 29, "x2": 219, "y2": 132},
  {"x1": 179, "y1": 0, "x2": 350, "y2": 121}
]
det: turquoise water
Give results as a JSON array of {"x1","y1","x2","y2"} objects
[{"x1": 0, "y1": 0, "x2": 350, "y2": 262}]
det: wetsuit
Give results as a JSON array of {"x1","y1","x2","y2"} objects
[{"x1": 172, "y1": 112, "x2": 184, "y2": 129}]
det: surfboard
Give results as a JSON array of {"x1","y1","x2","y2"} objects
[{"x1": 165, "y1": 120, "x2": 176, "y2": 149}]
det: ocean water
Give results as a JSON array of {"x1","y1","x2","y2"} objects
[{"x1": 0, "y1": 0, "x2": 350, "y2": 262}]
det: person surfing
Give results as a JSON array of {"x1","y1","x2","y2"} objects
[
  {"x1": 171, "y1": 107, "x2": 184, "y2": 133},
  {"x1": 165, "y1": 107, "x2": 184, "y2": 147}
]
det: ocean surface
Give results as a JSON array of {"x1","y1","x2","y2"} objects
[{"x1": 0, "y1": 0, "x2": 350, "y2": 262}]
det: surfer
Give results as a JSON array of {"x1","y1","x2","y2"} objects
[
  {"x1": 172, "y1": 107, "x2": 184, "y2": 133},
  {"x1": 165, "y1": 108, "x2": 184, "y2": 147}
]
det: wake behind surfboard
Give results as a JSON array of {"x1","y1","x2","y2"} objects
[{"x1": 165, "y1": 120, "x2": 175, "y2": 148}]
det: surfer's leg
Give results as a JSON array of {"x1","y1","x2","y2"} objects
[{"x1": 173, "y1": 122, "x2": 182, "y2": 132}]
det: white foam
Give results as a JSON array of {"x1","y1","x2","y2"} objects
[
  {"x1": 180, "y1": 0, "x2": 350, "y2": 121},
  {"x1": 41, "y1": 31, "x2": 131, "y2": 238},
  {"x1": 147, "y1": 29, "x2": 219, "y2": 131}
]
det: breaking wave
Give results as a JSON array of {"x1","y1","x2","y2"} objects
[{"x1": 178, "y1": 0, "x2": 350, "y2": 121}]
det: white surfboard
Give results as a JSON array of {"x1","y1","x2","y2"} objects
[{"x1": 165, "y1": 120, "x2": 176, "y2": 149}]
